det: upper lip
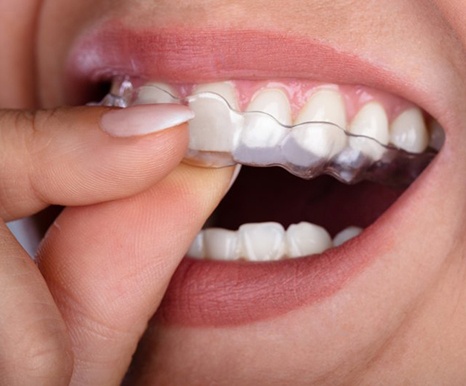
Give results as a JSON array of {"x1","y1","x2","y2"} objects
[
  {"x1": 66, "y1": 20, "x2": 452, "y2": 132},
  {"x1": 65, "y1": 18, "x2": 449, "y2": 326}
]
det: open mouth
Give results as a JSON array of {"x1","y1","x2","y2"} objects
[
  {"x1": 97, "y1": 77, "x2": 442, "y2": 263},
  {"x1": 68, "y1": 25, "x2": 446, "y2": 327}
]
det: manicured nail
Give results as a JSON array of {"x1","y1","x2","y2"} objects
[{"x1": 101, "y1": 104, "x2": 195, "y2": 137}]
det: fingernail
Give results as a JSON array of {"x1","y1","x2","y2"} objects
[{"x1": 101, "y1": 104, "x2": 195, "y2": 137}]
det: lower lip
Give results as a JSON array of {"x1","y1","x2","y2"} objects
[{"x1": 157, "y1": 206, "x2": 398, "y2": 327}]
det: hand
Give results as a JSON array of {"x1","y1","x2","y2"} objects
[{"x1": 0, "y1": 104, "x2": 233, "y2": 384}]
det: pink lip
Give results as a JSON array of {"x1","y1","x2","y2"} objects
[
  {"x1": 66, "y1": 21, "x2": 438, "y2": 327},
  {"x1": 66, "y1": 22, "x2": 427, "y2": 107}
]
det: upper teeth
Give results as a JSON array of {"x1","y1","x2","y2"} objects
[
  {"x1": 349, "y1": 101, "x2": 389, "y2": 161},
  {"x1": 297, "y1": 89, "x2": 347, "y2": 158},
  {"x1": 247, "y1": 87, "x2": 292, "y2": 125},
  {"x1": 135, "y1": 80, "x2": 431, "y2": 158},
  {"x1": 390, "y1": 108, "x2": 430, "y2": 153},
  {"x1": 129, "y1": 80, "x2": 439, "y2": 184},
  {"x1": 187, "y1": 222, "x2": 361, "y2": 261}
]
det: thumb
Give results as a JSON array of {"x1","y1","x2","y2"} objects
[{"x1": 0, "y1": 104, "x2": 193, "y2": 221}]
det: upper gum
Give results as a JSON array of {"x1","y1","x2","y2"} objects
[{"x1": 156, "y1": 79, "x2": 418, "y2": 122}]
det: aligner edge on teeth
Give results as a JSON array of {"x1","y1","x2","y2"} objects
[{"x1": 98, "y1": 76, "x2": 441, "y2": 186}]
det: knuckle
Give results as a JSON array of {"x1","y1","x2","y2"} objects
[
  {"x1": 20, "y1": 109, "x2": 62, "y2": 209},
  {"x1": 0, "y1": 108, "x2": 58, "y2": 171}
]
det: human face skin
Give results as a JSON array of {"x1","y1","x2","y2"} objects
[{"x1": 18, "y1": 0, "x2": 466, "y2": 383}]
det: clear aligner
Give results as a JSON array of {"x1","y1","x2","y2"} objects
[{"x1": 99, "y1": 77, "x2": 439, "y2": 186}]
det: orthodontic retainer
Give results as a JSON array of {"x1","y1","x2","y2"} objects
[{"x1": 99, "y1": 77, "x2": 438, "y2": 186}]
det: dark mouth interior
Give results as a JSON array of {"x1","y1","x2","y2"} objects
[
  {"x1": 73, "y1": 80, "x2": 113, "y2": 106},
  {"x1": 210, "y1": 166, "x2": 405, "y2": 236}
]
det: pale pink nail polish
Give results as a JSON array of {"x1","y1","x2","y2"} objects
[{"x1": 101, "y1": 104, "x2": 195, "y2": 137}]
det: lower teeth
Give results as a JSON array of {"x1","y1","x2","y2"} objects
[{"x1": 187, "y1": 222, "x2": 362, "y2": 261}]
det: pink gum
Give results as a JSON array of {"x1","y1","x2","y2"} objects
[{"x1": 172, "y1": 80, "x2": 417, "y2": 122}]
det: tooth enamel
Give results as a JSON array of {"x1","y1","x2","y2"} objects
[
  {"x1": 246, "y1": 88, "x2": 292, "y2": 125},
  {"x1": 285, "y1": 222, "x2": 332, "y2": 258},
  {"x1": 134, "y1": 82, "x2": 179, "y2": 104},
  {"x1": 239, "y1": 222, "x2": 286, "y2": 261},
  {"x1": 349, "y1": 101, "x2": 389, "y2": 161},
  {"x1": 295, "y1": 88, "x2": 347, "y2": 129},
  {"x1": 193, "y1": 82, "x2": 239, "y2": 110},
  {"x1": 234, "y1": 89, "x2": 291, "y2": 164},
  {"x1": 203, "y1": 229, "x2": 240, "y2": 261},
  {"x1": 282, "y1": 89, "x2": 348, "y2": 166},
  {"x1": 390, "y1": 108, "x2": 429, "y2": 153},
  {"x1": 187, "y1": 232, "x2": 205, "y2": 259},
  {"x1": 187, "y1": 84, "x2": 242, "y2": 153},
  {"x1": 189, "y1": 222, "x2": 337, "y2": 262},
  {"x1": 333, "y1": 226, "x2": 362, "y2": 247},
  {"x1": 234, "y1": 118, "x2": 287, "y2": 164}
]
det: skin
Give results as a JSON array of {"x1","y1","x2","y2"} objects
[{"x1": 1, "y1": 0, "x2": 466, "y2": 385}]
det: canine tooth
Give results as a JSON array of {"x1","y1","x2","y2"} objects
[
  {"x1": 390, "y1": 108, "x2": 429, "y2": 153},
  {"x1": 333, "y1": 226, "x2": 362, "y2": 247},
  {"x1": 246, "y1": 88, "x2": 292, "y2": 125},
  {"x1": 187, "y1": 232, "x2": 205, "y2": 259},
  {"x1": 204, "y1": 229, "x2": 240, "y2": 261},
  {"x1": 239, "y1": 222, "x2": 286, "y2": 261},
  {"x1": 349, "y1": 101, "x2": 389, "y2": 160},
  {"x1": 193, "y1": 82, "x2": 239, "y2": 110},
  {"x1": 285, "y1": 222, "x2": 332, "y2": 258},
  {"x1": 134, "y1": 82, "x2": 179, "y2": 104}
]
